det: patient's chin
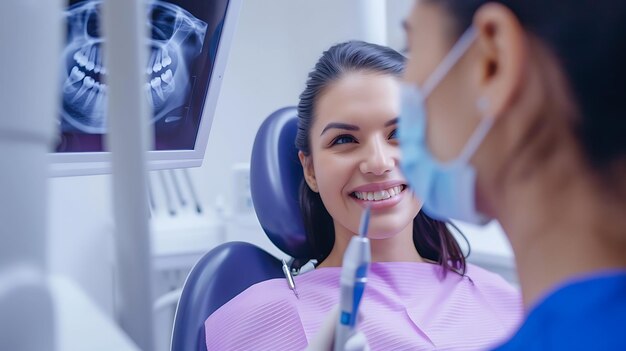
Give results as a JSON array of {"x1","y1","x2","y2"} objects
[
  {"x1": 365, "y1": 225, "x2": 407, "y2": 240},
  {"x1": 363, "y1": 212, "x2": 415, "y2": 241}
]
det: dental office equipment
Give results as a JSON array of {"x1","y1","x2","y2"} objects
[
  {"x1": 148, "y1": 175, "x2": 156, "y2": 212},
  {"x1": 182, "y1": 168, "x2": 203, "y2": 214},
  {"x1": 169, "y1": 169, "x2": 187, "y2": 207},
  {"x1": 334, "y1": 207, "x2": 371, "y2": 351},
  {"x1": 158, "y1": 170, "x2": 176, "y2": 216},
  {"x1": 282, "y1": 259, "x2": 300, "y2": 299}
]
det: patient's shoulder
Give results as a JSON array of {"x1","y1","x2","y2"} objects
[
  {"x1": 204, "y1": 278, "x2": 307, "y2": 350},
  {"x1": 464, "y1": 263, "x2": 523, "y2": 322},
  {"x1": 465, "y1": 263, "x2": 519, "y2": 294}
]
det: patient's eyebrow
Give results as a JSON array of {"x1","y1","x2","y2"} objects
[
  {"x1": 320, "y1": 122, "x2": 359, "y2": 136},
  {"x1": 385, "y1": 117, "x2": 399, "y2": 127}
]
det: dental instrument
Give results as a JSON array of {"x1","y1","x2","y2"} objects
[
  {"x1": 282, "y1": 258, "x2": 300, "y2": 299},
  {"x1": 334, "y1": 206, "x2": 371, "y2": 351}
]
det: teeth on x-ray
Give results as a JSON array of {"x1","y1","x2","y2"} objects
[
  {"x1": 73, "y1": 76, "x2": 95, "y2": 102},
  {"x1": 64, "y1": 67, "x2": 86, "y2": 93},
  {"x1": 151, "y1": 77, "x2": 165, "y2": 100},
  {"x1": 161, "y1": 69, "x2": 173, "y2": 84},
  {"x1": 60, "y1": 0, "x2": 208, "y2": 134}
]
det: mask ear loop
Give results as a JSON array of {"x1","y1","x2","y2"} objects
[
  {"x1": 421, "y1": 27, "x2": 479, "y2": 98},
  {"x1": 456, "y1": 97, "x2": 496, "y2": 164},
  {"x1": 417, "y1": 26, "x2": 495, "y2": 166}
]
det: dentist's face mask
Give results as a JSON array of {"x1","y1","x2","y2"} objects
[{"x1": 399, "y1": 27, "x2": 495, "y2": 225}]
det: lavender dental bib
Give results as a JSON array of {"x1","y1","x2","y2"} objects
[{"x1": 205, "y1": 262, "x2": 522, "y2": 350}]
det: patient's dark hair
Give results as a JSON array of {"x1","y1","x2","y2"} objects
[{"x1": 295, "y1": 41, "x2": 467, "y2": 276}]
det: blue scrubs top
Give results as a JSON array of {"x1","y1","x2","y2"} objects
[{"x1": 493, "y1": 271, "x2": 626, "y2": 350}]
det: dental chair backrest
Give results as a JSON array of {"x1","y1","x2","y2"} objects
[{"x1": 171, "y1": 106, "x2": 314, "y2": 351}]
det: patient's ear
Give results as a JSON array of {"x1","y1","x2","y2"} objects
[{"x1": 298, "y1": 151, "x2": 318, "y2": 193}]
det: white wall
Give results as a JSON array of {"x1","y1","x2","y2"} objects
[{"x1": 385, "y1": 0, "x2": 415, "y2": 51}]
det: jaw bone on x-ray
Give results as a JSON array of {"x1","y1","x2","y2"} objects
[{"x1": 61, "y1": 0, "x2": 208, "y2": 134}]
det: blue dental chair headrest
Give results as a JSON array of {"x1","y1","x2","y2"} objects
[
  {"x1": 250, "y1": 106, "x2": 313, "y2": 259},
  {"x1": 171, "y1": 106, "x2": 312, "y2": 351}
]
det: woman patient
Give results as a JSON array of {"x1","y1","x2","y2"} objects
[{"x1": 205, "y1": 41, "x2": 522, "y2": 350}]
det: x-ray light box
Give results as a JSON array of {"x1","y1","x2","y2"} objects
[{"x1": 49, "y1": 0, "x2": 242, "y2": 176}]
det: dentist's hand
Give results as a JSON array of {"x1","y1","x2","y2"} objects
[{"x1": 305, "y1": 306, "x2": 370, "y2": 351}]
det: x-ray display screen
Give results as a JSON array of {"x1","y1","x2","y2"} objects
[{"x1": 56, "y1": 0, "x2": 229, "y2": 152}]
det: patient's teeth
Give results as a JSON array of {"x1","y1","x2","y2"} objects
[
  {"x1": 353, "y1": 186, "x2": 409, "y2": 201},
  {"x1": 72, "y1": 76, "x2": 95, "y2": 102},
  {"x1": 151, "y1": 77, "x2": 164, "y2": 100},
  {"x1": 354, "y1": 186, "x2": 409, "y2": 201}
]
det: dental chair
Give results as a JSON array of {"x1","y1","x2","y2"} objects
[{"x1": 171, "y1": 106, "x2": 314, "y2": 351}]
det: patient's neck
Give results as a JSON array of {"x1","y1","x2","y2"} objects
[{"x1": 318, "y1": 221, "x2": 423, "y2": 268}]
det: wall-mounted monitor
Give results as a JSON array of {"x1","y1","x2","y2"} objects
[{"x1": 50, "y1": 0, "x2": 242, "y2": 176}]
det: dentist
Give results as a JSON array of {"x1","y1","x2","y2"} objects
[{"x1": 309, "y1": 0, "x2": 626, "y2": 350}]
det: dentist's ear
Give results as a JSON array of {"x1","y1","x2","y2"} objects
[
  {"x1": 298, "y1": 151, "x2": 319, "y2": 193},
  {"x1": 473, "y1": 2, "x2": 527, "y2": 119}
]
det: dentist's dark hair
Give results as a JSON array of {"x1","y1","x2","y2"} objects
[
  {"x1": 295, "y1": 41, "x2": 468, "y2": 276},
  {"x1": 431, "y1": 0, "x2": 626, "y2": 171}
]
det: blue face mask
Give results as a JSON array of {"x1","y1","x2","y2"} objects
[{"x1": 399, "y1": 27, "x2": 495, "y2": 225}]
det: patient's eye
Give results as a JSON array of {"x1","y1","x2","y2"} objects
[{"x1": 331, "y1": 134, "x2": 357, "y2": 146}]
